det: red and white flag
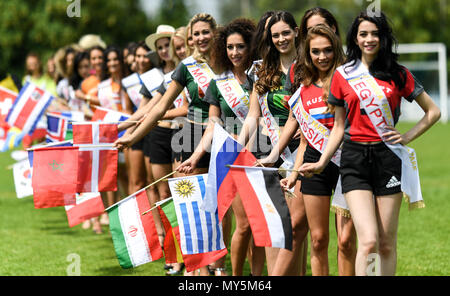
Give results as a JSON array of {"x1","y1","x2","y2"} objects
[
  {"x1": 65, "y1": 192, "x2": 105, "y2": 227},
  {"x1": 72, "y1": 122, "x2": 118, "y2": 192},
  {"x1": 229, "y1": 150, "x2": 293, "y2": 250},
  {"x1": 31, "y1": 146, "x2": 79, "y2": 208},
  {"x1": 5, "y1": 82, "x2": 54, "y2": 135}
]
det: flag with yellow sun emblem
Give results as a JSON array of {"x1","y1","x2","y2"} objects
[{"x1": 168, "y1": 174, "x2": 226, "y2": 255}]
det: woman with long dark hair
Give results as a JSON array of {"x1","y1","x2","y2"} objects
[
  {"x1": 236, "y1": 11, "x2": 304, "y2": 275},
  {"x1": 300, "y1": 11, "x2": 440, "y2": 275}
]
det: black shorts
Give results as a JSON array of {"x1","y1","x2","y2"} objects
[
  {"x1": 175, "y1": 122, "x2": 210, "y2": 168},
  {"x1": 148, "y1": 125, "x2": 174, "y2": 164},
  {"x1": 143, "y1": 132, "x2": 152, "y2": 158},
  {"x1": 340, "y1": 140, "x2": 402, "y2": 196},
  {"x1": 300, "y1": 145, "x2": 339, "y2": 196},
  {"x1": 130, "y1": 138, "x2": 144, "y2": 151}
]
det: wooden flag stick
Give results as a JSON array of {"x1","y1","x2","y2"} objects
[
  {"x1": 225, "y1": 164, "x2": 300, "y2": 173},
  {"x1": 141, "y1": 197, "x2": 173, "y2": 216},
  {"x1": 104, "y1": 170, "x2": 177, "y2": 212}
]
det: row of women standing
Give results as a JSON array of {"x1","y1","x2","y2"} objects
[{"x1": 114, "y1": 7, "x2": 440, "y2": 276}]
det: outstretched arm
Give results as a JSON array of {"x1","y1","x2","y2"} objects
[{"x1": 114, "y1": 80, "x2": 183, "y2": 149}]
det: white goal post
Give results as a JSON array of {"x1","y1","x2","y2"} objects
[{"x1": 397, "y1": 43, "x2": 448, "y2": 123}]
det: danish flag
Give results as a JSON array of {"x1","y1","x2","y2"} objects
[{"x1": 72, "y1": 122, "x2": 118, "y2": 192}]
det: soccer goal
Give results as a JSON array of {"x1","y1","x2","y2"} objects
[{"x1": 397, "y1": 43, "x2": 448, "y2": 123}]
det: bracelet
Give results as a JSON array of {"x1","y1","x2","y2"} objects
[{"x1": 86, "y1": 94, "x2": 91, "y2": 101}]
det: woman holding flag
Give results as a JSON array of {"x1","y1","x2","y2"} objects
[
  {"x1": 299, "y1": 11, "x2": 440, "y2": 275},
  {"x1": 236, "y1": 11, "x2": 306, "y2": 275},
  {"x1": 177, "y1": 18, "x2": 265, "y2": 276},
  {"x1": 259, "y1": 8, "x2": 358, "y2": 276},
  {"x1": 114, "y1": 13, "x2": 219, "y2": 276}
]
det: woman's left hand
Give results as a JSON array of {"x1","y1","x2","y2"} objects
[{"x1": 382, "y1": 126, "x2": 407, "y2": 145}]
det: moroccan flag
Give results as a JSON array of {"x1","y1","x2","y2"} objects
[
  {"x1": 65, "y1": 192, "x2": 105, "y2": 227},
  {"x1": 229, "y1": 150, "x2": 293, "y2": 250},
  {"x1": 160, "y1": 199, "x2": 228, "y2": 272},
  {"x1": 31, "y1": 146, "x2": 78, "y2": 208},
  {"x1": 107, "y1": 190, "x2": 163, "y2": 269},
  {"x1": 31, "y1": 146, "x2": 79, "y2": 193},
  {"x1": 72, "y1": 122, "x2": 118, "y2": 192}
]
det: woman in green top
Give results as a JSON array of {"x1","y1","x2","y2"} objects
[
  {"x1": 114, "y1": 14, "x2": 218, "y2": 276},
  {"x1": 177, "y1": 18, "x2": 264, "y2": 276},
  {"x1": 115, "y1": 13, "x2": 217, "y2": 174},
  {"x1": 236, "y1": 11, "x2": 307, "y2": 276}
]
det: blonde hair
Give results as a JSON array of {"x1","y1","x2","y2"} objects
[
  {"x1": 170, "y1": 26, "x2": 188, "y2": 65},
  {"x1": 189, "y1": 13, "x2": 217, "y2": 64}
]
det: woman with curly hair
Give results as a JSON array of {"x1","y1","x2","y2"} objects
[{"x1": 177, "y1": 18, "x2": 264, "y2": 276}]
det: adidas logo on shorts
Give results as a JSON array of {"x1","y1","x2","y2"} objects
[{"x1": 386, "y1": 176, "x2": 401, "y2": 188}]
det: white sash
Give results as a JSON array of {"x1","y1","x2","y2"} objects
[
  {"x1": 98, "y1": 78, "x2": 121, "y2": 111},
  {"x1": 215, "y1": 71, "x2": 249, "y2": 123},
  {"x1": 258, "y1": 92, "x2": 295, "y2": 170},
  {"x1": 182, "y1": 56, "x2": 216, "y2": 97},
  {"x1": 163, "y1": 71, "x2": 187, "y2": 109},
  {"x1": 337, "y1": 60, "x2": 424, "y2": 209},
  {"x1": 140, "y1": 68, "x2": 164, "y2": 98},
  {"x1": 289, "y1": 86, "x2": 349, "y2": 216},
  {"x1": 122, "y1": 73, "x2": 143, "y2": 108}
]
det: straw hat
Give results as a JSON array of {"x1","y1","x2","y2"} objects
[
  {"x1": 78, "y1": 34, "x2": 107, "y2": 50},
  {"x1": 145, "y1": 25, "x2": 175, "y2": 52}
]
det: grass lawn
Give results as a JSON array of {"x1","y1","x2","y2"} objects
[{"x1": 0, "y1": 122, "x2": 448, "y2": 276}]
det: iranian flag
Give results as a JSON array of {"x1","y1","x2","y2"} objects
[{"x1": 107, "y1": 190, "x2": 163, "y2": 269}]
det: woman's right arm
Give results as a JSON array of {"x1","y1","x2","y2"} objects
[
  {"x1": 299, "y1": 105, "x2": 345, "y2": 177},
  {"x1": 114, "y1": 80, "x2": 183, "y2": 149}
]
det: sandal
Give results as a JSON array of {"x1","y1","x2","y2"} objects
[{"x1": 214, "y1": 267, "x2": 228, "y2": 276}]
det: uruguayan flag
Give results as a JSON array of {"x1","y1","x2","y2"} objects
[{"x1": 168, "y1": 174, "x2": 226, "y2": 255}]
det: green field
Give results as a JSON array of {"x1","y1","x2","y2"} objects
[{"x1": 0, "y1": 122, "x2": 449, "y2": 276}]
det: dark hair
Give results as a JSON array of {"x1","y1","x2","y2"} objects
[
  {"x1": 69, "y1": 51, "x2": 89, "y2": 89},
  {"x1": 293, "y1": 25, "x2": 346, "y2": 112},
  {"x1": 133, "y1": 41, "x2": 150, "y2": 56},
  {"x1": 88, "y1": 45, "x2": 104, "y2": 59},
  {"x1": 250, "y1": 10, "x2": 275, "y2": 60},
  {"x1": 210, "y1": 18, "x2": 256, "y2": 73},
  {"x1": 100, "y1": 45, "x2": 125, "y2": 81},
  {"x1": 255, "y1": 11, "x2": 299, "y2": 95},
  {"x1": 292, "y1": 8, "x2": 341, "y2": 91},
  {"x1": 299, "y1": 7, "x2": 340, "y2": 43},
  {"x1": 345, "y1": 11, "x2": 406, "y2": 89}
]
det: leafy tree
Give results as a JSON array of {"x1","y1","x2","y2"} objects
[{"x1": 0, "y1": 0, "x2": 154, "y2": 78}]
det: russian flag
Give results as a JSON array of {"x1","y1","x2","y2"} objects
[{"x1": 203, "y1": 123, "x2": 254, "y2": 221}]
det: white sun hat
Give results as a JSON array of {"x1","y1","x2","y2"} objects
[{"x1": 145, "y1": 24, "x2": 176, "y2": 52}]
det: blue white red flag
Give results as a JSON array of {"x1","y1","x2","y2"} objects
[
  {"x1": 203, "y1": 123, "x2": 252, "y2": 221},
  {"x1": 46, "y1": 113, "x2": 69, "y2": 143}
]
